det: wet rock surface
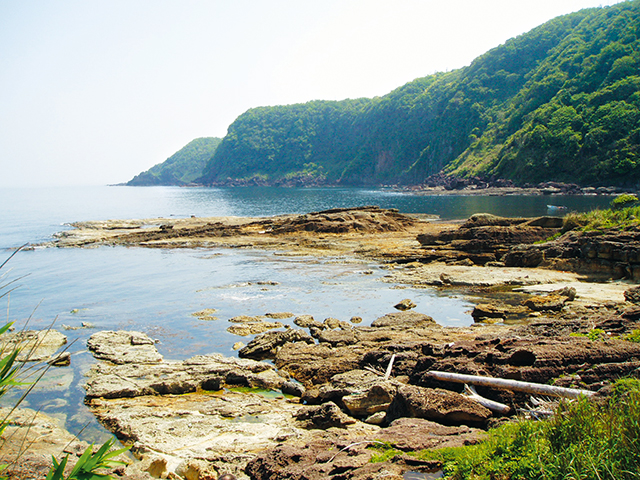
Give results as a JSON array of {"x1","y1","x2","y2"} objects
[
  {"x1": 0, "y1": 408, "x2": 142, "y2": 479},
  {"x1": 87, "y1": 330, "x2": 162, "y2": 365},
  {"x1": 28, "y1": 209, "x2": 640, "y2": 479},
  {"x1": 0, "y1": 329, "x2": 67, "y2": 362}
]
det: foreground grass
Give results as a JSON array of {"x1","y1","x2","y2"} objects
[
  {"x1": 373, "y1": 378, "x2": 640, "y2": 480},
  {"x1": 562, "y1": 194, "x2": 640, "y2": 232}
]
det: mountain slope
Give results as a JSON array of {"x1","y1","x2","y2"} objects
[
  {"x1": 127, "y1": 137, "x2": 221, "y2": 186},
  {"x1": 199, "y1": 1, "x2": 640, "y2": 187}
]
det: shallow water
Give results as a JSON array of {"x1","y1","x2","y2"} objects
[{"x1": 0, "y1": 185, "x2": 613, "y2": 441}]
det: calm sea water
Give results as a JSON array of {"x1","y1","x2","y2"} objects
[{"x1": 0, "y1": 186, "x2": 612, "y2": 441}]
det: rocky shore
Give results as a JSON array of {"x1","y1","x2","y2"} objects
[{"x1": 5, "y1": 207, "x2": 640, "y2": 479}]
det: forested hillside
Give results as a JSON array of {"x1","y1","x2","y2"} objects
[
  {"x1": 199, "y1": 1, "x2": 640, "y2": 187},
  {"x1": 127, "y1": 137, "x2": 221, "y2": 186}
]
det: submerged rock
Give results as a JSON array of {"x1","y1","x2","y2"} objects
[
  {"x1": 87, "y1": 331, "x2": 162, "y2": 365},
  {"x1": 226, "y1": 321, "x2": 283, "y2": 336},
  {"x1": 0, "y1": 330, "x2": 67, "y2": 363}
]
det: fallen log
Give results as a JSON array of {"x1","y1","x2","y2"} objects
[
  {"x1": 427, "y1": 371, "x2": 594, "y2": 399},
  {"x1": 463, "y1": 384, "x2": 511, "y2": 414}
]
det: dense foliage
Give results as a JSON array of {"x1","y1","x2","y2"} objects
[
  {"x1": 127, "y1": 137, "x2": 221, "y2": 186},
  {"x1": 199, "y1": 1, "x2": 640, "y2": 187},
  {"x1": 371, "y1": 378, "x2": 640, "y2": 480}
]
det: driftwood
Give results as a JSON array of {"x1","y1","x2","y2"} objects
[
  {"x1": 427, "y1": 371, "x2": 594, "y2": 399},
  {"x1": 384, "y1": 354, "x2": 396, "y2": 381},
  {"x1": 463, "y1": 384, "x2": 511, "y2": 414}
]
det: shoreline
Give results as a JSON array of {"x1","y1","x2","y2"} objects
[{"x1": 9, "y1": 206, "x2": 640, "y2": 479}]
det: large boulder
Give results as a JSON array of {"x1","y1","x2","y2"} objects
[
  {"x1": 386, "y1": 385, "x2": 492, "y2": 426},
  {"x1": 302, "y1": 370, "x2": 397, "y2": 418}
]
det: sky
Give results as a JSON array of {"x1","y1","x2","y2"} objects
[{"x1": 0, "y1": 0, "x2": 626, "y2": 187}]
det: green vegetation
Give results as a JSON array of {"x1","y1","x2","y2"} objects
[
  {"x1": 127, "y1": 137, "x2": 221, "y2": 186},
  {"x1": 370, "y1": 378, "x2": 640, "y2": 479},
  {"x1": 570, "y1": 327, "x2": 608, "y2": 341},
  {"x1": 562, "y1": 204, "x2": 640, "y2": 232},
  {"x1": 624, "y1": 329, "x2": 640, "y2": 342},
  {"x1": 45, "y1": 439, "x2": 127, "y2": 480},
  {"x1": 199, "y1": 1, "x2": 640, "y2": 187},
  {"x1": 612, "y1": 193, "x2": 640, "y2": 209}
]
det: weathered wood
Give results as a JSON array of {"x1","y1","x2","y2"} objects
[
  {"x1": 463, "y1": 384, "x2": 511, "y2": 414},
  {"x1": 384, "y1": 354, "x2": 396, "y2": 381},
  {"x1": 427, "y1": 371, "x2": 594, "y2": 399}
]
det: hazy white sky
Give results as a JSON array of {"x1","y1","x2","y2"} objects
[{"x1": 0, "y1": 0, "x2": 625, "y2": 187}]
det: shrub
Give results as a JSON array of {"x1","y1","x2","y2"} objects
[
  {"x1": 411, "y1": 378, "x2": 640, "y2": 479},
  {"x1": 611, "y1": 193, "x2": 639, "y2": 210}
]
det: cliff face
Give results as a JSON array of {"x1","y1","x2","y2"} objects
[{"x1": 198, "y1": 1, "x2": 640, "y2": 187}]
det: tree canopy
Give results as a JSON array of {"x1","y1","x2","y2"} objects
[{"x1": 197, "y1": 0, "x2": 640, "y2": 187}]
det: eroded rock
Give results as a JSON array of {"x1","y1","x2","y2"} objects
[
  {"x1": 295, "y1": 402, "x2": 357, "y2": 429},
  {"x1": 226, "y1": 321, "x2": 283, "y2": 336},
  {"x1": 386, "y1": 385, "x2": 492, "y2": 426},
  {"x1": 0, "y1": 330, "x2": 67, "y2": 362},
  {"x1": 238, "y1": 328, "x2": 315, "y2": 360},
  {"x1": 87, "y1": 331, "x2": 162, "y2": 365},
  {"x1": 85, "y1": 353, "x2": 285, "y2": 399}
]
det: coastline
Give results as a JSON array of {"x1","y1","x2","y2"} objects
[{"x1": 8, "y1": 206, "x2": 640, "y2": 479}]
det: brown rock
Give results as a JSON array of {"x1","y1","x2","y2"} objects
[
  {"x1": 275, "y1": 342, "x2": 367, "y2": 386},
  {"x1": 295, "y1": 402, "x2": 357, "y2": 429},
  {"x1": 377, "y1": 417, "x2": 486, "y2": 450},
  {"x1": 394, "y1": 299, "x2": 417, "y2": 311},
  {"x1": 226, "y1": 321, "x2": 283, "y2": 336},
  {"x1": 265, "y1": 312, "x2": 294, "y2": 319},
  {"x1": 625, "y1": 285, "x2": 640, "y2": 304},
  {"x1": 371, "y1": 311, "x2": 435, "y2": 328},
  {"x1": 386, "y1": 385, "x2": 492, "y2": 426},
  {"x1": 471, "y1": 303, "x2": 527, "y2": 321},
  {"x1": 238, "y1": 328, "x2": 315, "y2": 360},
  {"x1": 293, "y1": 315, "x2": 321, "y2": 328},
  {"x1": 522, "y1": 294, "x2": 567, "y2": 311}
]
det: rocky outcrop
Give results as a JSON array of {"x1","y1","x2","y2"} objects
[
  {"x1": 416, "y1": 214, "x2": 563, "y2": 265},
  {"x1": 238, "y1": 328, "x2": 315, "y2": 360},
  {"x1": 386, "y1": 385, "x2": 492, "y2": 426},
  {"x1": 295, "y1": 402, "x2": 357, "y2": 429},
  {"x1": 302, "y1": 370, "x2": 397, "y2": 418},
  {"x1": 504, "y1": 228, "x2": 640, "y2": 280},
  {"x1": 84, "y1": 331, "x2": 385, "y2": 478},
  {"x1": 245, "y1": 417, "x2": 485, "y2": 480},
  {"x1": 267, "y1": 206, "x2": 418, "y2": 234},
  {"x1": 85, "y1": 353, "x2": 286, "y2": 399}
]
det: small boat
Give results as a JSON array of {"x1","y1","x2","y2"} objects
[{"x1": 547, "y1": 205, "x2": 568, "y2": 211}]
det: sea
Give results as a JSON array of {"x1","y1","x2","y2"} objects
[{"x1": 0, "y1": 185, "x2": 613, "y2": 441}]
